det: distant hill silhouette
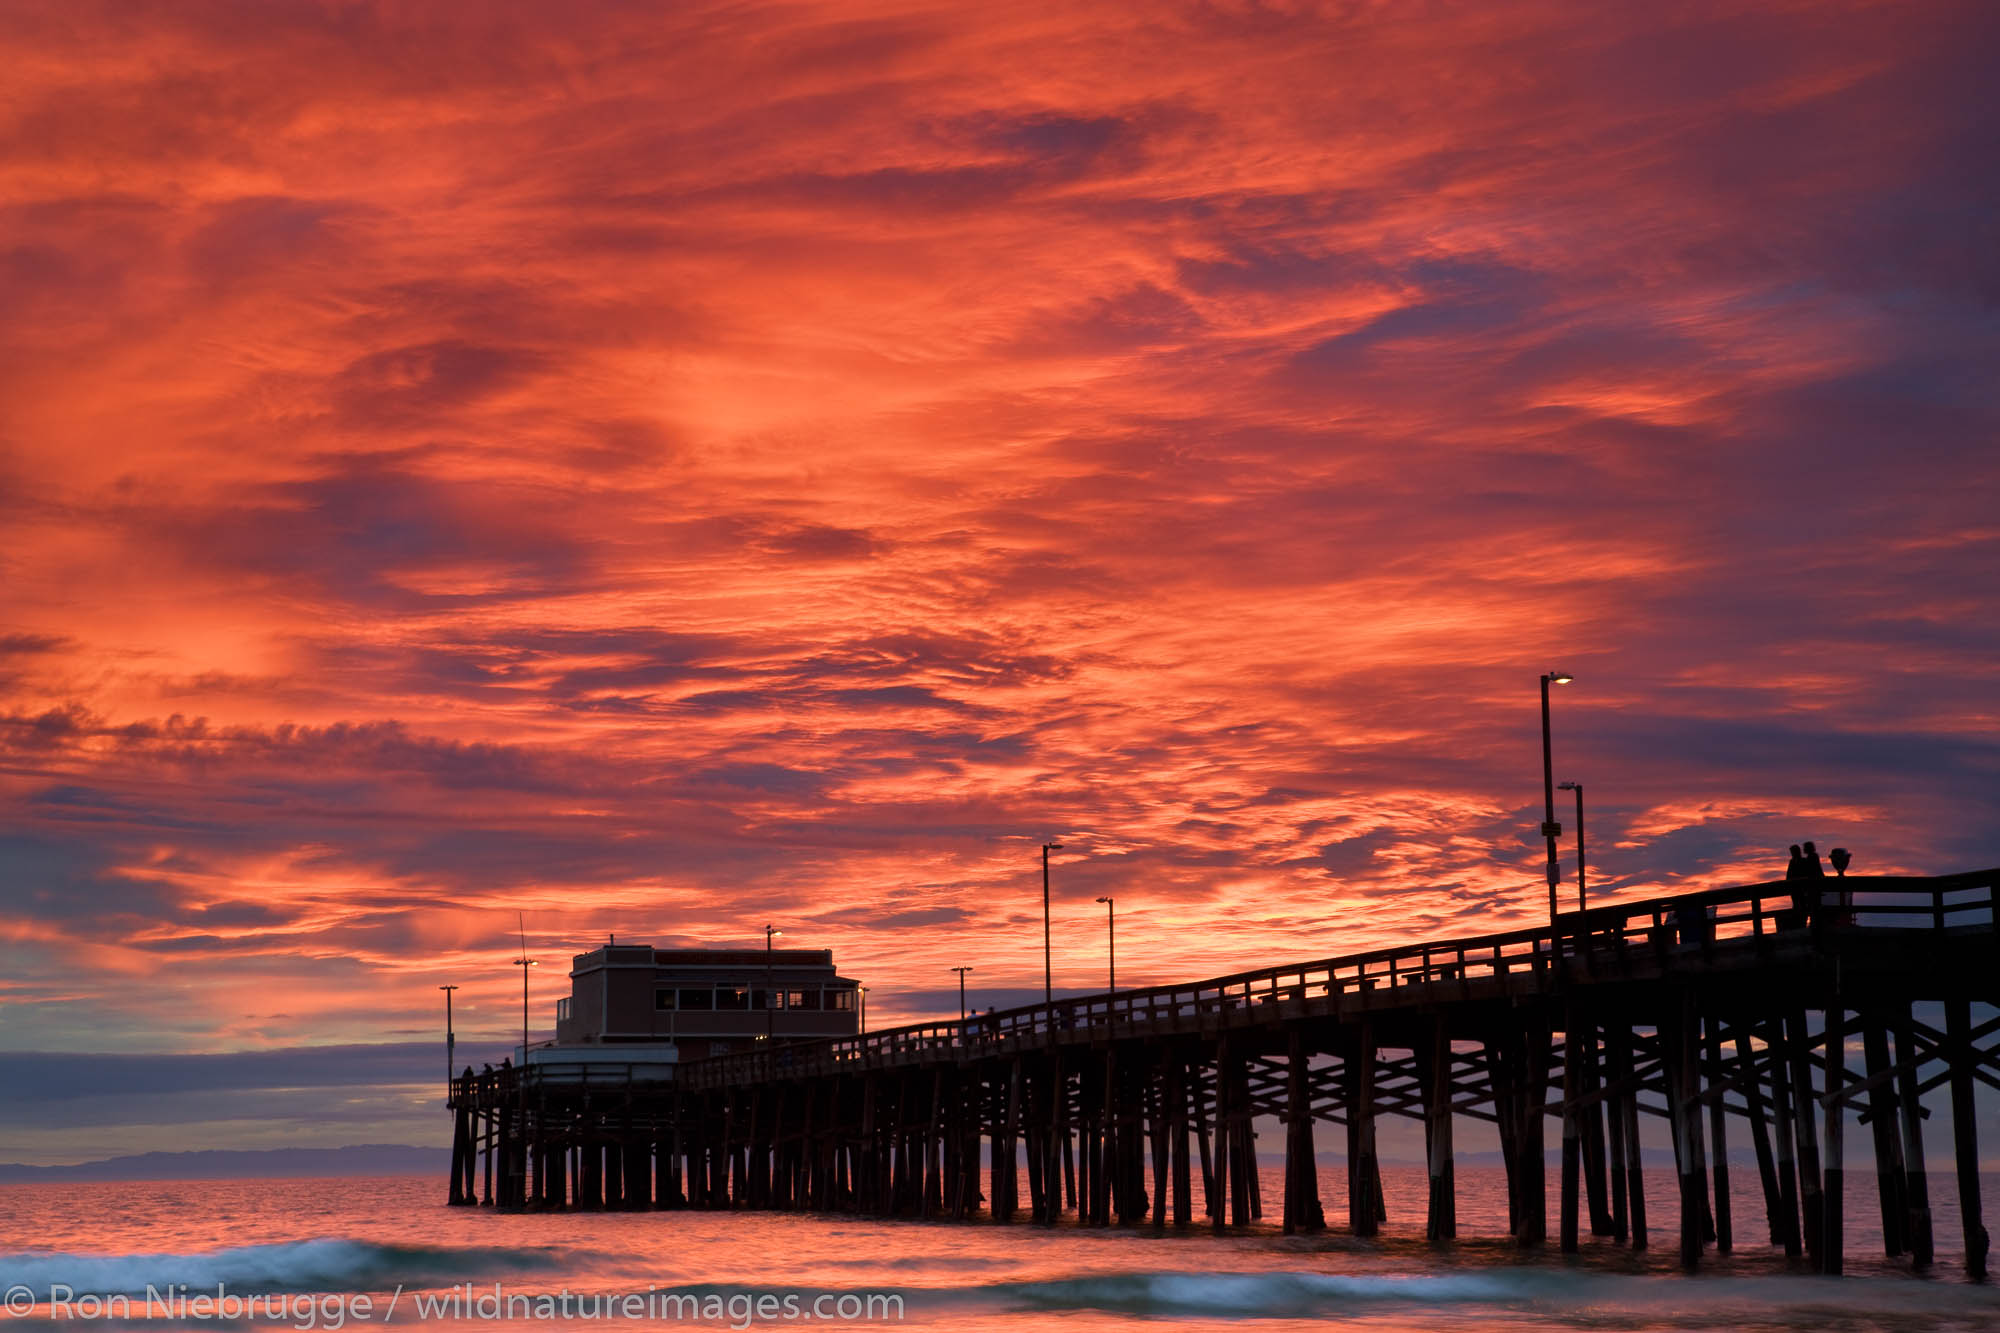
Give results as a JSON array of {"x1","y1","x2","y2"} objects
[{"x1": 0, "y1": 1144, "x2": 443, "y2": 1182}]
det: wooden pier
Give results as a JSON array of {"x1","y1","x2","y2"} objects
[{"x1": 448, "y1": 870, "x2": 1999, "y2": 1277}]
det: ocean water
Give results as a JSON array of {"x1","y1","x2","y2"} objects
[{"x1": 3, "y1": 1166, "x2": 1998, "y2": 1332}]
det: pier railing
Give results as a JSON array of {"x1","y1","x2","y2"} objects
[
  {"x1": 677, "y1": 870, "x2": 1998, "y2": 1091},
  {"x1": 453, "y1": 1059, "x2": 676, "y2": 1103}
]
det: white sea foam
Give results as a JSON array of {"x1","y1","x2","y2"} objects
[
  {"x1": 973, "y1": 1267, "x2": 2000, "y2": 1318},
  {"x1": 985, "y1": 1268, "x2": 1582, "y2": 1315},
  {"x1": 1, "y1": 1238, "x2": 564, "y2": 1300}
]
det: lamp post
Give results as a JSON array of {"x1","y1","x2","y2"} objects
[
  {"x1": 1041, "y1": 842, "x2": 1063, "y2": 1003},
  {"x1": 512, "y1": 955, "x2": 536, "y2": 1067},
  {"x1": 764, "y1": 925, "x2": 782, "y2": 1040},
  {"x1": 438, "y1": 984, "x2": 458, "y2": 1099},
  {"x1": 951, "y1": 966, "x2": 973, "y2": 1022},
  {"x1": 1558, "y1": 781, "x2": 1586, "y2": 912},
  {"x1": 1539, "y1": 672, "x2": 1573, "y2": 929},
  {"x1": 859, "y1": 985, "x2": 869, "y2": 1035},
  {"x1": 1095, "y1": 896, "x2": 1115, "y2": 992}
]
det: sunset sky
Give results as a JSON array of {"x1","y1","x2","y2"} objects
[{"x1": 2, "y1": 1, "x2": 1996, "y2": 1162}]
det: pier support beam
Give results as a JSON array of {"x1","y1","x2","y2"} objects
[
  {"x1": 1283, "y1": 1028, "x2": 1322, "y2": 1234},
  {"x1": 1580, "y1": 1020, "x2": 1613, "y2": 1237},
  {"x1": 1768, "y1": 1017, "x2": 1802, "y2": 1257},
  {"x1": 1347, "y1": 1023, "x2": 1381, "y2": 1237},
  {"x1": 1208, "y1": 1046, "x2": 1229, "y2": 1229},
  {"x1": 448, "y1": 1105, "x2": 471, "y2": 1205},
  {"x1": 1823, "y1": 1003, "x2": 1846, "y2": 1275},
  {"x1": 1665, "y1": 1004, "x2": 1703, "y2": 1270},
  {"x1": 1892, "y1": 1004, "x2": 1934, "y2": 1268},
  {"x1": 1423, "y1": 1017, "x2": 1456, "y2": 1241},
  {"x1": 1170, "y1": 1054, "x2": 1192, "y2": 1226},
  {"x1": 1025, "y1": 1070, "x2": 1047, "y2": 1223},
  {"x1": 1787, "y1": 1008, "x2": 1825, "y2": 1269},
  {"x1": 1517, "y1": 1022, "x2": 1550, "y2": 1247},
  {"x1": 1223, "y1": 1039, "x2": 1253, "y2": 1227},
  {"x1": 1611, "y1": 1023, "x2": 1646, "y2": 1250},
  {"x1": 1734, "y1": 1021, "x2": 1785, "y2": 1248},
  {"x1": 1863, "y1": 1019, "x2": 1909, "y2": 1258},
  {"x1": 1603, "y1": 1028, "x2": 1628, "y2": 1243},
  {"x1": 1704, "y1": 1014, "x2": 1732, "y2": 1255},
  {"x1": 995, "y1": 1060, "x2": 1019, "y2": 1222},
  {"x1": 579, "y1": 1127, "x2": 602, "y2": 1208},
  {"x1": 1947, "y1": 996, "x2": 1990, "y2": 1280},
  {"x1": 1561, "y1": 1008, "x2": 1582, "y2": 1253}
]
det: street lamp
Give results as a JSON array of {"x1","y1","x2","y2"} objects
[
  {"x1": 1041, "y1": 842, "x2": 1064, "y2": 1003},
  {"x1": 764, "y1": 925, "x2": 782, "y2": 1040},
  {"x1": 439, "y1": 984, "x2": 458, "y2": 1099},
  {"x1": 512, "y1": 956, "x2": 537, "y2": 1068},
  {"x1": 951, "y1": 966, "x2": 974, "y2": 1022},
  {"x1": 1539, "y1": 672, "x2": 1573, "y2": 930},
  {"x1": 858, "y1": 985, "x2": 869, "y2": 1035},
  {"x1": 1095, "y1": 896, "x2": 1115, "y2": 992},
  {"x1": 1558, "y1": 781, "x2": 1586, "y2": 912}
]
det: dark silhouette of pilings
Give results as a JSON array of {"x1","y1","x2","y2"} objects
[{"x1": 446, "y1": 872, "x2": 2000, "y2": 1281}]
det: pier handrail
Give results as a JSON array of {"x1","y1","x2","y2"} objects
[
  {"x1": 451, "y1": 1058, "x2": 676, "y2": 1104},
  {"x1": 672, "y1": 869, "x2": 1998, "y2": 1092}
]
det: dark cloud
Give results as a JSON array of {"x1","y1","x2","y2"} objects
[
  {"x1": 1314, "y1": 827, "x2": 1397, "y2": 878},
  {"x1": 809, "y1": 905, "x2": 971, "y2": 931},
  {"x1": 182, "y1": 195, "x2": 361, "y2": 285},
  {"x1": 0, "y1": 633, "x2": 68, "y2": 656},
  {"x1": 330, "y1": 341, "x2": 548, "y2": 425},
  {"x1": 139, "y1": 453, "x2": 595, "y2": 610},
  {"x1": 0, "y1": 1043, "x2": 442, "y2": 1105}
]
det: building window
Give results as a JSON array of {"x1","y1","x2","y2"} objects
[
  {"x1": 750, "y1": 988, "x2": 782, "y2": 1010},
  {"x1": 827, "y1": 988, "x2": 856, "y2": 1012},
  {"x1": 679, "y1": 988, "x2": 714, "y2": 1010},
  {"x1": 788, "y1": 989, "x2": 819, "y2": 1011},
  {"x1": 655, "y1": 989, "x2": 677, "y2": 1011},
  {"x1": 717, "y1": 985, "x2": 749, "y2": 1010}
]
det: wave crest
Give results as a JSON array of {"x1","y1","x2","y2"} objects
[{"x1": 2, "y1": 1239, "x2": 567, "y2": 1299}]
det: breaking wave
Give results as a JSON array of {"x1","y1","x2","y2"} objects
[
  {"x1": 978, "y1": 1268, "x2": 1591, "y2": 1315},
  {"x1": 1, "y1": 1239, "x2": 568, "y2": 1300}
]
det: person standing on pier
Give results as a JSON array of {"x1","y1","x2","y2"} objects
[{"x1": 1784, "y1": 844, "x2": 1818, "y2": 925}]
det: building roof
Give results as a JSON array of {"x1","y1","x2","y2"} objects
[{"x1": 569, "y1": 944, "x2": 847, "y2": 974}]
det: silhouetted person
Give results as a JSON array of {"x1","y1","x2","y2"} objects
[
  {"x1": 1784, "y1": 845, "x2": 1815, "y2": 924},
  {"x1": 1803, "y1": 841, "x2": 1826, "y2": 878},
  {"x1": 1674, "y1": 898, "x2": 1712, "y2": 947}
]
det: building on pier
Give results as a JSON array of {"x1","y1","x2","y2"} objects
[{"x1": 534, "y1": 942, "x2": 860, "y2": 1071}]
